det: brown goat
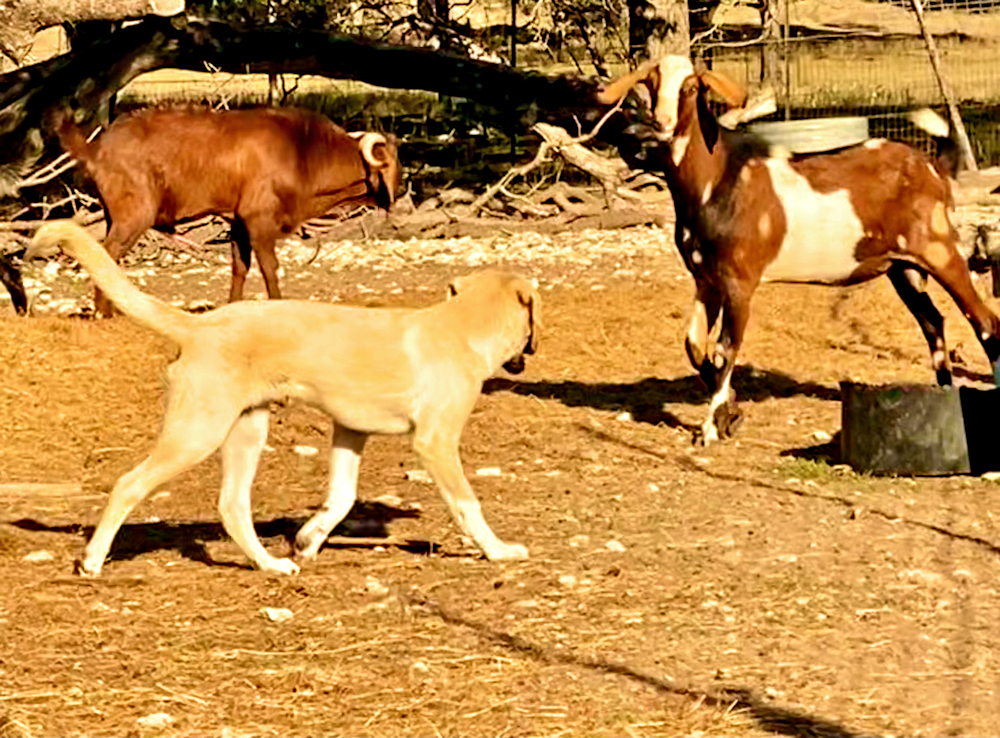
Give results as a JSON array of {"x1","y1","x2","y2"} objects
[
  {"x1": 56, "y1": 106, "x2": 401, "y2": 316},
  {"x1": 599, "y1": 56, "x2": 1000, "y2": 444}
]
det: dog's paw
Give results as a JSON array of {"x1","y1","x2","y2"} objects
[
  {"x1": 486, "y1": 542, "x2": 529, "y2": 561},
  {"x1": 73, "y1": 558, "x2": 102, "y2": 578},
  {"x1": 258, "y1": 557, "x2": 301, "y2": 576},
  {"x1": 293, "y1": 532, "x2": 324, "y2": 560}
]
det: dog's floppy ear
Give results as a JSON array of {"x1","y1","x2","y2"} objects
[{"x1": 515, "y1": 282, "x2": 539, "y2": 355}]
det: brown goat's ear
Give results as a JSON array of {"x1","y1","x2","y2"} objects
[
  {"x1": 697, "y1": 85, "x2": 720, "y2": 153},
  {"x1": 700, "y1": 70, "x2": 748, "y2": 108}
]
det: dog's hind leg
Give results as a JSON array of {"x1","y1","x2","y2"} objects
[
  {"x1": 294, "y1": 425, "x2": 367, "y2": 560},
  {"x1": 78, "y1": 378, "x2": 240, "y2": 576},
  {"x1": 413, "y1": 424, "x2": 528, "y2": 561},
  {"x1": 218, "y1": 407, "x2": 300, "y2": 575}
]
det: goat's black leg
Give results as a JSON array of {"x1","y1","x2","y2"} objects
[
  {"x1": 695, "y1": 281, "x2": 752, "y2": 444},
  {"x1": 888, "y1": 264, "x2": 952, "y2": 385},
  {"x1": 229, "y1": 218, "x2": 254, "y2": 302},
  {"x1": 0, "y1": 251, "x2": 27, "y2": 315},
  {"x1": 685, "y1": 282, "x2": 723, "y2": 393}
]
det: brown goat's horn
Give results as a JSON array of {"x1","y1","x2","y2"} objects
[
  {"x1": 356, "y1": 132, "x2": 388, "y2": 167},
  {"x1": 596, "y1": 59, "x2": 661, "y2": 105}
]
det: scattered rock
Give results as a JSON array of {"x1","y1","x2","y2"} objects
[
  {"x1": 137, "y1": 712, "x2": 174, "y2": 730},
  {"x1": 405, "y1": 469, "x2": 432, "y2": 484},
  {"x1": 363, "y1": 576, "x2": 389, "y2": 596},
  {"x1": 605, "y1": 540, "x2": 626, "y2": 553},
  {"x1": 475, "y1": 467, "x2": 502, "y2": 477},
  {"x1": 260, "y1": 607, "x2": 294, "y2": 623},
  {"x1": 293, "y1": 445, "x2": 319, "y2": 457},
  {"x1": 558, "y1": 574, "x2": 578, "y2": 588},
  {"x1": 22, "y1": 550, "x2": 53, "y2": 562},
  {"x1": 812, "y1": 430, "x2": 833, "y2": 442}
]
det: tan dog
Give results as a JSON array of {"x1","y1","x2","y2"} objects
[{"x1": 28, "y1": 221, "x2": 539, "y2": 576}]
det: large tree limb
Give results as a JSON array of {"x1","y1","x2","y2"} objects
[
  {"x1": 0, "y1": 0, "x2": 184, "y2": 64},
  {"x1": 0, "y1": 17, "x2": 654, "y2": 179}
]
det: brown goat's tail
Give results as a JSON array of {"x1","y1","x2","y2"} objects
[{"x1": 27, "y1": 221, "x2": 193, "y2": 344}]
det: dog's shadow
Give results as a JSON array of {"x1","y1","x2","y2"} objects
[
  {"x1": 9, "y1": 500, "x2": 428, "y2": 570},
  {"x1": 485, "y1": 367, "x2": 840, "y2": 430}
]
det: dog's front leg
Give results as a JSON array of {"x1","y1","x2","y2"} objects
[
  {"x1": 219, "y1": 408, "x2": 300, "y2": 575},
  {"x1": 413, "y1": 431, "x2": 528, "y2": 561},
  {"x1": 295, "y1": 425, "x2": 367, "y2": 560}
]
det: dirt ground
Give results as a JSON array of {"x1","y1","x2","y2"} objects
[{"x1": 3, "y1": 223, "x2": 1000, "y2": 738}]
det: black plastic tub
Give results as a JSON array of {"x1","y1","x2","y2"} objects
[{"x1": 841, "y1": 382, "x2": 1000, "y2": 476}]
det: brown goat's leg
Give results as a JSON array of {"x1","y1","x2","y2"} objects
[
  {"x1": 237, "y1": 215, "x2": 283, "y2": 300},
  {"x1": 95, "y1": 220, "x2": 144, "y2": 317},
  {"x1": 228, "y1": 219, "x2": 254, "y2": 302},
  {"x1": 919, "y1": 248, "x2": 1000, "y2": 375},
  {"x1": 254, "y1": 238, "x2": 282, "y2": 300},
  {"x1": 685, "y1": 282, "x2": 723, "y2": 392},
  {"x1": 696, "y1": 285, "x2": 752, "y2": 445},
  {"x1": 888, "y1": 265, "x2": 952, "y2": 385}
]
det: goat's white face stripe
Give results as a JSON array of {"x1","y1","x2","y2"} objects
[
  {"x1": 654, "y1": 56, "x2": 696, "y2": 136},
  {"x1": 761, "y1": 159, "x2": 865, "y2": 283},
  {"x1": 672, "y1": 135, "x2": 691, "y2": 166}
]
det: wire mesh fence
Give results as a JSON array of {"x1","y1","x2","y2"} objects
[{"x1": 693, "y1": 0, "x2": 1000, "y2": 165}]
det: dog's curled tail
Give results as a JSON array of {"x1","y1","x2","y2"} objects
[{"x1": 28, "y1": 221, "x2": 193, "y2": 343}]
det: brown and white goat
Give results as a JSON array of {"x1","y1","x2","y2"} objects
[
  {"x1": 599, "y1": 56, "x2": 1000, "y2": 443},
  {"x1": 56, "y1": 106, "x2": 401, "y2": 316}
]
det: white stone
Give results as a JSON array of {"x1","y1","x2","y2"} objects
[{"x1": 260, "y1": 607, "x2": 294, "y2": 623}]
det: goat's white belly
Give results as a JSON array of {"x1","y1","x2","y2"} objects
[{"x1": 760, "y1": 159, "x2": 865, "y2": 283}]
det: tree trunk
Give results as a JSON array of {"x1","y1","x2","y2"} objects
[
  {"x1": 628, "y1": 0, "x2": 690, "y2": 61},
  {"x1": 759, "y1": 0, "x2": 786, "y2": 114},
  {"x1": 0, "y1": 0, "x2": 184, "y2": 63}
]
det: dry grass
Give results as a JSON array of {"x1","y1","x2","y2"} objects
[{"x1": 3, "y1": 230, "x2": 1000, "y2": 736}]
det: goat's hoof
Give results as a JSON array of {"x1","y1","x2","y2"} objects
[
  {"x1": 714, "y1": 403, "x2": 744, "y2": 438},
  {"x1": 692, "y1": 425, "x2": 718, "y2": 446}
]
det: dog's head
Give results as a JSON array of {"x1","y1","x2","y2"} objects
[{"x1": 447, "y1": 270, "x2": 539, "y2": 375}]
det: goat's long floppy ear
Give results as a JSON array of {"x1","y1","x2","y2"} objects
[
  {"x1": 700, "y1": 70, "x2": 748, "y2": 108},
  {"x1": 696, "y1": 69, "x2": 747, "y2": 154},
  {"x1": 595, "y1": 59, "x2": 661, "y2": 106},
  {"x1": 515, "y1": 283, "x2": 539, "y2": 354},
  {"x1": 697, "y1": 82, "x2": 720, "y2": 153}
]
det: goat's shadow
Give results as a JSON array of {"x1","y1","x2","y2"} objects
[
  {"x1": 485, "y1": 366, "x2": 840, "y2": 430},
  {"x1": 10, "y1": 500, "x2": 428, "y2": 570}
]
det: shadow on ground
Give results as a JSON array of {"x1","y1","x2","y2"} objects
[
  {"x1": 8, "y1": 500, "x2": 427, "y2": 568},
  {"x1": 486, "y1": 367, "x2": 840, "y2": 429},
  {"x1": 408, "y1": 592, "x2": 862, "y2": 738}
]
